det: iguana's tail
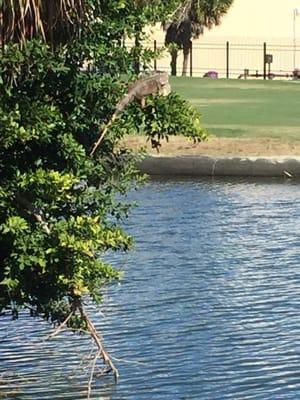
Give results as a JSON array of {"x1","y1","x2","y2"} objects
[
  {"x1": 90, "y1": 114, "x2": 117, "y2": 156},
  {"x1": 90, "y1": 93, "x2": 133, "y2": 156}
]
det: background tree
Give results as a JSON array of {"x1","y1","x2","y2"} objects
[
  {"x1": 0, "y1": 0, "x2": 206, "y2": 389},
  {"x1": 164, "y1": 0, "x2": 234, "y2": 76},
  {"x1": 124, "y1": 0, "x2": 181, "y2": 73}
]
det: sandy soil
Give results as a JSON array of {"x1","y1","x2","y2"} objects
[{"x1": 123, "y1": 135, "x2": 300, "y2": 157}]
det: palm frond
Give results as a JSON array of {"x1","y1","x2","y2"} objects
[
  {"x1": 0, "y1": 0, "x2": 88, "y2": 45},
  {"x1": 165, "y1": 0, "x2": 234, "y2": 31}
]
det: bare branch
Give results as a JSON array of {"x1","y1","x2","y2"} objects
[
  {"x1": 78, "y1": 303, "x2": 119, "y2": 382},
  {"x1": 46, "y1": 311, "x2": 74, "y2": 340},
  {"x1": 87, "y1": 350, "x2": 101, "y2": 400},
  {"x1": 111, "y1": 356, "x2": 146, "y2": 366},
  {"x1": 43, "y1": 299, "x2": 119, "y2": 387}
]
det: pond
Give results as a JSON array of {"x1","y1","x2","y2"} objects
[{"x1": 1, "y1": 178, "x2": 300, "y2": 399}]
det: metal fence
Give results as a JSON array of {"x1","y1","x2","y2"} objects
[{"x1": 128, "y1": 40, "x2": 300, "y2": 79}]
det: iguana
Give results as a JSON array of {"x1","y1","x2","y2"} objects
[{"x1": 90, "y1": 71, "x2": 171, "y2": 156}]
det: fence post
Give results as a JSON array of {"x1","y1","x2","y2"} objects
[
  {"x1": 153, "y1": 40, "x2": 157, "y2": 71},
  {"x1": 1, "y1": 4, "x2": 4, "y2": 55},
  {"x1": 190, "y1": 42, "x2": 193, "y2": 77},
  {"x1": 263, "y1": 42, "x2": 267, "y2": 80},
  {"x1": 226, "y1": 41, "x2": 230, "y2": 79}
]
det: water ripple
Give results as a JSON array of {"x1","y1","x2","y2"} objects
[{"x1": 1, "y1": 178, "x2": 300, "y2": 399}]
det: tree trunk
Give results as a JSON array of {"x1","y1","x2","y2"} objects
[
  {"x1": 170, "y1": 50, "x2": 178, "y2": 76},
  {"x1": 182, "y1": 44, "x2": 190, "y2": 76}
]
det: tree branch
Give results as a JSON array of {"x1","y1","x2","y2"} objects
[
  {"x1": 15, "y1": 195, "x2": 50, "y2": 234},
  {"x1": 46, "y1": 311, "x2": 74, "y2": 340},
  {"x1": 45, "y1": 298, "x2": 119, "y2": 392},
  {"x1": 78, "y1": 302, "x2": 119, "y2": 382}
]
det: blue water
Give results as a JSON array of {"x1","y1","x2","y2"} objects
[{"x1": 1, "y1": 178, "x2": 300, "y2": 399}]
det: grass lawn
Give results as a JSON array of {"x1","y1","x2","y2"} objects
[{"x1": 170, "y1": 77, "x2": 300, "y2": 141}]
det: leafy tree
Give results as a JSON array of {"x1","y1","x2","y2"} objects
[
  {"x1": 0, "y1": 0, "x2": 206, "y2": 388},
  {"x1": 164, "y1": 0, "x2": 234, "y2": 75}
]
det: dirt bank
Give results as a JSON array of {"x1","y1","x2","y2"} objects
[{"x1": 123, "y1": 135, "x2": 300, "y2": 157}]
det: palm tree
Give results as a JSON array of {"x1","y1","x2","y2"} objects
[
  {"x1": 0, "y1": 0, "x2": 87, "y2": 46},
  {"x1": 131, "y1": 0, "x2": 180, "y2": 74},
  {"x1": 164, "y1": 0, "x2": 234, "y2": 76}
]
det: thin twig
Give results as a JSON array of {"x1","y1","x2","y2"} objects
[
  {"x1": 46, "y1": 311, "x2": 74, "y2": 340},
  {"x1": 55, "y1": 326, "x2": 90, "y2": 335},
  {"x1": 87, "y1": 350, "x2": 101, "y2": 400},
  {"x1": 23, "y1": 302, "x2": 38, "y2": 313},
  {"x1": 111, "y1": 356, "x2": 146, "y2": 366},
  {"x1": 79, "y1": 346, "x2": 96, "y2": 372}
]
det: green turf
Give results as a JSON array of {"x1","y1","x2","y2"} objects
[{"x1": 170, "y1": 77, "x2": 300, "y2": 140}]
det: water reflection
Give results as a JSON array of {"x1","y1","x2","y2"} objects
[{"x1": 1, "y1": 178, "x2": 300, "y2": 399}]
